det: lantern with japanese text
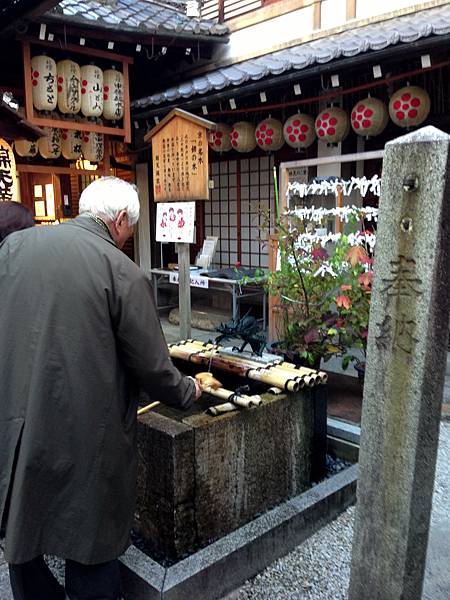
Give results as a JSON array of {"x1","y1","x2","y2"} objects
[
  {"x1": 255, "y1": 117, "x2": 284, "y2": 151},
  {"x1": 283, "y1": 113, "x2": 316, "y2": 149},
  {"x1": 57, "y1": 59, "x2": 81, "y2": 115},
  {"x1": 230, "y1": 121, "x2": 256, "y2": 153},
  {"x1": 315, "y1": 107, "x2": 349, "y2": 145},
  {"x1": 351, "y1": 97, "x2": 388, "y2": 137},
  {"x1": 80, "y1": 65, "x2": 103, "y2": 118},
  {"x1": 31, "y1": 55, "x2": 57, "y2": 112},
  {"x1": 0, "y1": 138, "x2": 18, "y2": 201},
  {"x1": 38, "y1": 127, "x2": 61, "y2": 159},
  {"x1": 208, "y1": 123, "x2": 232, "y2": 152},
  {"x1": 81, "y1": 130, "x2": 104, "y2": 163},
  {"x1": 389, "y1": 86, "x2": 430, "y2": 128},
  {"x1": 14, "y1": 139, "x2": 38, "y2": 158},
  {"x1": 61, "y1": 128, "x2": 83, "y2": 160},
  {"x1": 103, "y1": 68, "x2": 124, "y2": 121}
]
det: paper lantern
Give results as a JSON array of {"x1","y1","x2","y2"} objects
[
  {"x1": 31, "y1": 55, "x2": 57, "y2": 111},
  {"x1": 81, "y1": 131, "x2": 104, "y2": 163},
  {"x1": 230, "y1": 122, "x2": 256, "y2": 153},
  {"x1": 14, "y1": 139, "x2": 38, "y2": 158},
  {"x1": 57, "y1": 60, "x2": 81, "y2": 114},
  {"x1": 389, "y1": 86, "x2": 430, "y2": 128},
  {"x1": 0, "y1": 138, "x2": 18, "y2": 201},
  {"x1": 283, "y1": 114, "x2": 316, "y2": 149},
  {"x1": 61, "y1": 128, "x2": 83, "y2": 160},
  {"x1": 38, "y1": 128, "x2": 61, "y2": 159},
  {"x1": 351, "y1": 97, "x2": 388, "y2": 137},
  {"x1": 80, "y1": 65, "x2": 103, "y2": 118},
  {"x1": 255, "y1": 118, "x2": 284, "y2": 151},
  {"x1": 103, "y1": 68, "x2": 124, "y2": 121},
  {"x1": 315, "y1": 107, "x2": 349, "y2": 144},
  {"x1": 208, "y1": 123, "x2": 232, "y2": 152}
]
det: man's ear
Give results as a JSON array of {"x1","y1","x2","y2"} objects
[{"x1": 116, "y1": 209, "x2": 128, "y2": 228}]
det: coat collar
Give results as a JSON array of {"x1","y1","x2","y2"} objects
[{"x1": 65, "y1": 214, "x2": 118, "y2": 247}]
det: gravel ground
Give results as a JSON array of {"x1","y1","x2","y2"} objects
[{"x1": 227, "y1": 421, "x2": 450, "y2": 600}]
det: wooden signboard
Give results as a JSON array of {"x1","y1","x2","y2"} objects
[{"x1": 145, "y1": 108, "x2": 213, "y2": 202}]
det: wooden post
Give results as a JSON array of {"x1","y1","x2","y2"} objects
[
  {"x1": 348, "y1": 126, "x2": 450, "y2": 600},
  {"x1": 176, "y1": 243, "x2": 191, "y2": 340},
  {"x1": 335, "y1": 184, "x2": 343, "y2": 233}
]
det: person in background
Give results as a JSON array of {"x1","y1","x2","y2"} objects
[
  {"x1": 0, "y1": 201, "x2": 34, "y2": 242},
  {"x1": 0, "y1": 177, "x2": 201, "y2": 600}
]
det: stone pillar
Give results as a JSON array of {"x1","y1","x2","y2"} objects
[{"x1": 349, "y1": 126, "x2": 450, "y2": 600}]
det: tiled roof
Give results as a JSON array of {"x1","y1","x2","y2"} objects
[
  {"x1": 132, "y1": 3, "x2": 450, "y2": 109},
  {"x1": 45, "y1": 0, "x2": 228, "y2": 37}
]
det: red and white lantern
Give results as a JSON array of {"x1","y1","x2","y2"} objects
[
  {"x1": 315, "y1": 107, "x2": 349, "y2": 144},
  {"x1": 230, "y1": 122, "x2": 256, "y2": 153},
  {"x1": 57, "y1": 60, "x2": 81, "y2": 115},
  {"x1": 14, "y1": 139, "x2": 38, "y2": 158},
  {"x1": 103, "y1": 68, "x2": 124, "y2": 121},
  {"x1": 80, "y1": 65, "x2": 103, "y2": 118},
  {"x1": 31, "y1": 55, "x2": 57, "y2": 111},
  {"x1": 351, "y1": 97, "x2": 388, "y2": 137},
  {"x1": 255, "y1": 118, "x2": 284, "y2": 151},
  {"x1": 61, "y1": 128, "x2": 83, "y2": 160},
  {"x1": 389, "y1": 86, "x2": 430, "y2": 128},
  {"x1": 283, "y1": 114, "x2": 316, "y2": 149},
  {"x1": 208, "y1": 123, "x2": 232, "y2": 152},
  {"x1": 38, "y1": 127, "x2": 61, "y2": 159},
  {"x1": 81, "y1": 131, "x2": 104, "y2": 163}
]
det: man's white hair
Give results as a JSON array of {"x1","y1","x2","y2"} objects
[{"x1": 79, "y1": 176, "x2": 140, "y2": 226}]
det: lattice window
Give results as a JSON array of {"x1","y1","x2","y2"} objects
[{"x1": 205, "y1": 156, "x2": 274, "y2": 269}]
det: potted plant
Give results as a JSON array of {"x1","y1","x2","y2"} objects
[{"x1": 266, "y1": 207, "x2": 375, "y2": 372}]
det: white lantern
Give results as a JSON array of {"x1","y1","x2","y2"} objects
[
  {"x1": 38, "y1": 128, "x2": 61, "y2": 159},
  {"x1": 230, "y1": 122, "x2": 256, "y2": 153},
  {"x1": 315, "y1": 107, "x2": 349, "y2": 145},
  {"x1": 80, "y1": 65, "x2": 103, "y2": 118},
  {"x1": 81, "y1": 131, "x2": 104, "y2": 163},
  {"x1": 61, "y1": 128, "x2": 83, "y2": 160},
  {"x1": 255, "y1": 118, "x2": 284, "y2": 151},
  {"x1": 57, "y1": 59, "x2": 81, "y2": 114},
  {"x1": 14, "y1": 139, "x2": 38, "y2": 158},
  {"x1": 351, "y1": 97, "x2": 388, "y2": 137},
  {"x1": 103, "y1": 68, "x2": 124, "y2": 121},
  {"x1": 31, "y1": 55, "x2": 57, "y2": 111},
  {"x1": 283, "y1": 114, "x2": 316, "y2": 149},
  {"x1": 208, "y1": 123, "x2": 232, "y2": 152},
  {"x1": 389, "y1": 86, "x2": 430, "y2": 128},
  {"x1": 0, "y1": 138, "x2": 18, "y2": 201}
]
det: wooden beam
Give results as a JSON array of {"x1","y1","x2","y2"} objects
[
  {"x1": 16, "y1": 163, "x2": 107, "y2": 176},
  {"x1": 313, "y1": 0, "x2": 321, "y2": 30},
  {"x1": 346, "y1": 0, "x2": 356, "y2": 20},
  {"x1": 25, "y1": 114, "x2": 127, "y2": 138},
  {"x1": 122, "y1": 62, "x2": 132, "y2": 144},
  {"x1": 18, "y1": 35, "x2": 134, "y2": 64},
  {"x1": 278, "y1": 150, "x2": 384, "y2": 170}
]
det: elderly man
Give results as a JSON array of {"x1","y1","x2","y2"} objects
[{"x1": 0, "y1": 177, "x2": 201, "y2": 600}]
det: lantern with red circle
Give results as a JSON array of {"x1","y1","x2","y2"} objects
[
  {"x1": 103, "y1": 68, "x2": 124, "y2": 121},
  {"x1": 61, "y1": 128, "x2": 83, "y2": 160},
  {"x1": 283, "y1": 114, "x2": 316, "y2": 149},
  {"x1": 38, "y1": 127, "x2": 61, "y2": 159},
  {"x1": 389, "y1": 86, "x2": 430, "y2": 128},
  {"x1": 57, "y1": 60, "x2": 81, "y2": 115},
  {"x1": 31, "y1": 55, "x2": 57, "y2": 112},
  {"x1": 81, "y1": 131, "x2": 104, "y2": 163},
  {"x1": 351, "y1": 97, "x2": 388, "y2": 137},
  {"x1": 315, "y1": 107, "x2": 349, "y2": 145},
  {"x1": 230, "y1": 122, "x2": 256, "y2": 153},
  {"x1": 255, "y1": 118, "x2": 284, "y2": 151},
  {"x1": 80, "y1": 65, "x2": 103, "y2": 118},
  {"x1": 14, "y1": 139, "x2": 38, "y2": 158},
  {"x1": 209, "y1": 123, "x2": 232, "y2": 152}
]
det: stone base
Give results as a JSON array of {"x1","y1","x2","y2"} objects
[
  {"x1": 135, "y1": 385, "x2": 327, "y2": 562},
  {"x1": 121, "y1": 465, "x2": 357, "y2": 600}
]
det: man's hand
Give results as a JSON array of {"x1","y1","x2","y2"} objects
[{"x1": 188, "y1": 376, "x2": 203, "y2": 400}]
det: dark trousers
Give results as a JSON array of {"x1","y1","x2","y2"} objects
[{"x1": 9, "y1": 555, "x2": 121, "y2": 600}]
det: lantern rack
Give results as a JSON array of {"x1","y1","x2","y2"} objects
[{"x1": 20, "y1": 36, "x2": 133, "y2": 143}]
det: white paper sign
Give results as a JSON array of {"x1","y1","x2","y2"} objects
[
  {"x1": 156, "y1": 202, "x2": 195, "y2": 243},
  {"x1": 169, "y1": 272, "x2": 209, "y2": 289}
]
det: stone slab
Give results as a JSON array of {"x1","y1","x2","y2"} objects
[
  {"x1": 120, "y1": 464, "x2": 357, "y2": 600},
  {"x1": 423, "y1": 520, "x2": 450, "y2": 600}
]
